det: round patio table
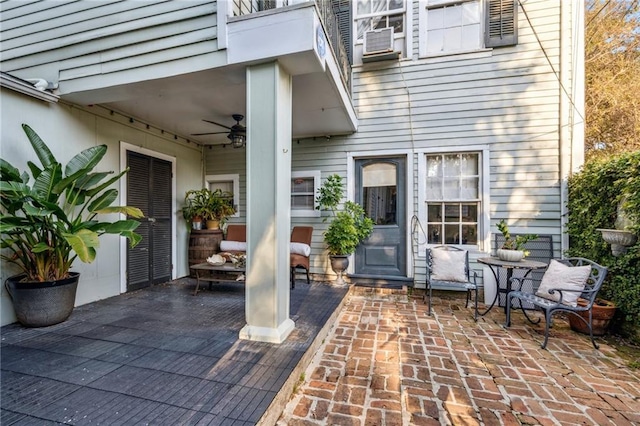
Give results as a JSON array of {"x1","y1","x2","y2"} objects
[{"x1": 478, "y1": 257, "x2": 548, "y2": 315}]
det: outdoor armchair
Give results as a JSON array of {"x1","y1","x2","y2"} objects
[
  {"x1": 504, "y1": 257, "x2": 608, "y2": 349},
  {"x1": 424, "y1": 246, "x2": 479, "y2": 320},
  {"x1": 290, "y1": 226, "x2": 313, "y2": 287}
]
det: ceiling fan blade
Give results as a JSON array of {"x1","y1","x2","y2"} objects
[
  {"x1": 202, "y1": 119, "x2": 232, "y2": 130},
  {"x1": 191, "y1": 131, "x2": 229, "y2": 136}
]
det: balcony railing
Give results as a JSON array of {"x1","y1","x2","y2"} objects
[{"x1": 231, "y1": 0, "x2": 351, "y2": 93}]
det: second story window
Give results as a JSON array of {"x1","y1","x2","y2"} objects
[
  {"x1": 419, "y1": 0, "x2": 518, "y2": 57},
  {"x1": 424, "y1": 0, "x2": 482, "y2": 55},
  {"x1": 355, "y1": 0, "x2": 406, "y2": 41}
]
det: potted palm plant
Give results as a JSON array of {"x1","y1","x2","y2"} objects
[
  {"x1": 316, "y1": 174, "x2": 374, "y2": 285},
  {"x1": 496, "y1": 220, "x2": 537, "y2": 262},
  {"x1": 1, "y1": 124, "x2": 144, "y2": 327}
]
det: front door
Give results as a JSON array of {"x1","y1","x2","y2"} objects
[
  {"x1": 355, "y1": 157, "x2": 406, "y2": 277},
  {"x1": 126, "y1": 151, "x2": 172, "y2": 291}
]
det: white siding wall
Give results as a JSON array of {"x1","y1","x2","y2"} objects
[
  {"x1": 1, "y1": 1, "x2": 220, "y2": 89},
  {"x1": 0, "y1": 88, "x2": 202, "y2": 326}
]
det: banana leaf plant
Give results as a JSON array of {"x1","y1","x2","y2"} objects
[{"x1": 0, "y1": 124, "x2": 144, "y2": 282}]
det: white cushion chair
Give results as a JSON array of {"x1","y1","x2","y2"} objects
[
  {"x1": 504, "y1": 258, "x2": 608, "y2": 349},
  {"x1": 424, "y1": 246, "x2": 479, "y2": 320}
]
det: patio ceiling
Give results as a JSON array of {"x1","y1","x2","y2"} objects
[{"x1": 63, "y1": 62, "x2": 355, "y2": 147}]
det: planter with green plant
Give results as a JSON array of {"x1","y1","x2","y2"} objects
[
  {"x1": 496, "y1": 220, "x2": 537, "y2": 262},
  {"x1": 1, "y1": 124, "x2": 144, "y2": 327},
  {"x1": 182, "y1": 188, "x2": 235, "y2": 230},
  {"x1": 316, "y1": 174, "x2": 374, "y2": 285}
]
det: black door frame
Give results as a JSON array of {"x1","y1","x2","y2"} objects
[{"x1": 119, "y1": 143, "x2": 176, "y2": 293}]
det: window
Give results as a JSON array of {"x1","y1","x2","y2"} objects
[
  {"x1": 418, "y1": 0, "x2": 517, "y2": 57},
  {"x1": 355, "y1": 0, "x2": 406, "y2": 41},
  {"x1": 206, "y1": 174, "x2": 240, "y2": 217},
  {"x1": 291, "y1": 171, "x2": 321, "y2": 217},
  {"x1": 425, "y1": 153, "x2": 480, "y2": 245}
]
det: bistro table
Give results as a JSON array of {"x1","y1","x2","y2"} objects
[
  {"x1": 478, "y1": 257, "x2": 548, "y2": 315},
  {"x1": 190, "y1": 262, "x2": 246, "y2": 295}
]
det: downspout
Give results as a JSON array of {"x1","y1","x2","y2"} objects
[{"x1": 559, "y1": 0, "x2": 585, "y2": 256}]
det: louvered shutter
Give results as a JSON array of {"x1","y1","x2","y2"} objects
[
  {"x1": 332, "y1": 0, "x2": 352, "y2": 64},
  {"x1": 485, "y1": 0, "x2": 518, "y2": 48}
]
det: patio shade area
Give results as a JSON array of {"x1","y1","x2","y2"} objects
[{"x1": 1, "y1": 278, "x2": 348, "y2": 425}]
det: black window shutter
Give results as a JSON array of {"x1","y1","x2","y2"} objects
[
  {"x1": 485, "y1": 0, "x2": 518, "y2": 48},
  {"x1": 332, "y1": 0, "x2": 352, "y2": 64}
]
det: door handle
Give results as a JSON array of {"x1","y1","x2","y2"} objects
[{"x1": 147, "y1": 217, "x2": 156, "y2": 223}]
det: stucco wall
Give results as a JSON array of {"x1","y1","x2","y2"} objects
[{"x1": 0, "y1": 88, "x2": 203, "y2": 326}]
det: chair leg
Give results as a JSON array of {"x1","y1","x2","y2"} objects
[
  {"x1": 473, "y1": 288, "x2": 478, "y2": 321},
  {"x1": 541, "y1": 310, "x2": 552, "y2": 349},
  {"x1": 305, "y1": 267, "x2": 310, "y2": 284},
  {"x1": 587, "y1": 311, "x2": 599, "y2": 349},
  {"x1": 505, "y1": 295, "x2": 512, "y2": 327}
]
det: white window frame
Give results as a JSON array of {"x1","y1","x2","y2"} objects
[
  {"x1": 417, "y1": 145, "x2": 490, "y2": 256},
  {"x1": 418, "y1": 0, "x2": 488, "y2": 58},
  {"x1": 354, "y1": 0, "x2": 407, "y2": 44},
  {"x1": 291, "y1": 170, "x2": 321, "y2": 217},
  {"x1": 205, "y1": 173, "x2": 240, "y2": 218}
]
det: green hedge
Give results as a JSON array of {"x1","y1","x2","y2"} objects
[{"x1": 566, "y1": 151, "x2": 640, "y2": 339}]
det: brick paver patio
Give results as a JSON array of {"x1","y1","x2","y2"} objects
[{"x1": 279, "y1": 289, "x2": 640, "y2": 425}]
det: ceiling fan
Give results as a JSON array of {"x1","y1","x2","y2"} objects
[{"x1": 191, "y1": 114, "x2": 246, "y2": 148}]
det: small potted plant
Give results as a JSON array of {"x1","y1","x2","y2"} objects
[
  {"x1": 202, "y1": 188, "x2": 235, "y2": 229},
  {"x1": 496, "y1": 220, "x2": 537, "y2": 262},
  {"x1": 1, "y1": 124, "x2": 144, "y2": 327},
  {"x1": 316, "y1": 174, "x2": 373, "y2": 285},
  {"x1": 182, "y1": 188, "x2": 235, "y2": 230}
]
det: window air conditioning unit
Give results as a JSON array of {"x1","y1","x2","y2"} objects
[{"x1": 363, "y1": 28, "x2": 394, "y2": 55}]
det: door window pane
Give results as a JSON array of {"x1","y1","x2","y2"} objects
[{"x1": 363, "y1": 163, "x2": 397, "y2": 225}]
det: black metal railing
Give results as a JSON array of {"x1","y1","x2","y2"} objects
[
  {"x1": 231, "y1": 0, "x2": 351, "y2": 93},
  {"x1": 313, "y1": 0, "x2": 351, "y2": 93}
]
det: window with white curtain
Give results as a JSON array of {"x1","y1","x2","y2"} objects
[
  {"x1": 418, "y1": 0, "x2": 518, "y2": 57},
  {"x1": 425, "y1": 153, "x2": 480, "y2": 245},
  {"x1": 355, "y1": 0, "x2": 406, "y2": 41}
]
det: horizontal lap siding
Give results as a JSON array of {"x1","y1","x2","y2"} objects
[{"x1": 1, "y1": 1, "x2": 218, "y2": 85}]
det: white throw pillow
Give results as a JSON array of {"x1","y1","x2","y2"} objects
[
  {"x1": 290, "y1": 242, "x2": 311, "y2": 257},
  {"x1": 430, "y1": 249, "x2": 467, "y2": 282},
  {"x1": 219, "y1": 240, "x2": 247, "y2": 252},
  {"x1": 535, "y1": 259, "x2": 591, "y2": 306}
]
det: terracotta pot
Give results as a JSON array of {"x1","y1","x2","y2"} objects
[
  {"x1": 569, "y1": 298, "x2": 616, "y2": 336},
  {"x1": 206, "y1": 219, "x2": 220, "y2": 230}
]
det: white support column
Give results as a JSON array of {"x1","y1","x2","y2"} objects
[{"x1": 240, "y1": 61, "x2": 294, "y2": 344}]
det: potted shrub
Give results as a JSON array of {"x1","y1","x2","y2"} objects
[
  {"x1": 182, "y1": 188, "x2": 235, "y2": 230},
  {"x1": 316, "y1": 174, "x2": 373, "y2": 285},
  {"x1": 496, "y1": 220, "x2": 537, "y2": 262},
  {"x1": 1, "y1": 124, "x2": 144, "y2": 327}
]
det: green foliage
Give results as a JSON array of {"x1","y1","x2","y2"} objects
[
  {"x1": 496, "y1": 220, "x2": 537, "y2": 251},
  {"x1": 316, "y1": 174, "x2": 374, "y2": 255},
  {"x1": 182, "y1": 188, "x2": 235, "y2": 223},
  {"x1": 567, "y1": 151, "x2": 640, "y2": 338},
  {"x1": 0, "y1": 124, "x2": 144, "y2": 282}
]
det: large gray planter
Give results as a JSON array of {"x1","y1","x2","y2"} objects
[
  {"x1": 329, "y1": 255, "x2": 349, "y2": 286},
  {"x1": 5, "y1": 272, "x2": 79, "y2": 327}
]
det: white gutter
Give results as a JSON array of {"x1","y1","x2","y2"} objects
[{"x1": 1, "y1": 72, "x2": 59, "y2": 103}]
